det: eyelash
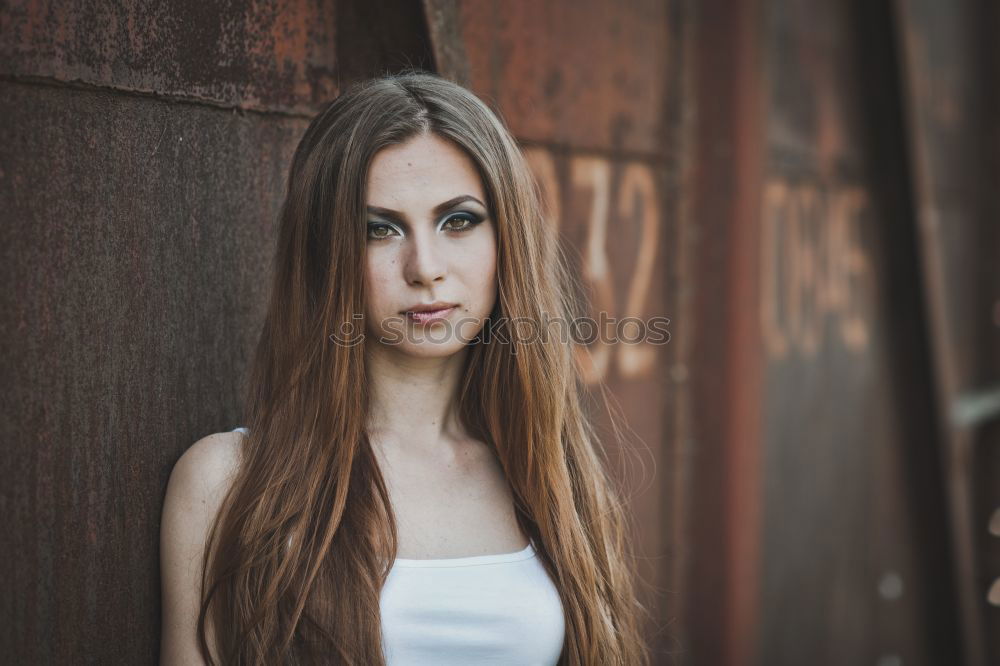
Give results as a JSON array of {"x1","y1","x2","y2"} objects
[{"x1": 366, "y1": 212, "x2": 484, "y2": 242}]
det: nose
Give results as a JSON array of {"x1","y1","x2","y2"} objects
[{"x1": 403, "y1": 227, "x2": 447, "y2": 286}]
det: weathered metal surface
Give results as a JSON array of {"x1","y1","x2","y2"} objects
[
  {"x1": 425, "y1": 1, "x2": 680, "y2": 661},
  {"x1": 0, "y1": 0, "x2": 340, "y2": 114},
  {"x1": 4, "y1": 0, "x2": 989, "y2": 664},
  {"x1": 434, "y1": 0, "x2": 672, "y2": 157},
  {"x1": 0, "y1": 0, "x2": 434, "y2": 115},
  {"x1": 749, "y1": 0, "x2": 961, "y2": 663},
  {"x1": 0, "y1": 0, "x2": 436, "y2": 114},
  {"x1": 681, "y1": 0, "x2": 966, "y2": 664},
  {"x1": 894, "y1": 0, "x2": 1000, "y2": 664},
  {"x1": 680, "y1": 0, "x2": 765, "y2": 664},
  {"x1": 0, "y1": 80, "x2": 307, "y2": 662}
]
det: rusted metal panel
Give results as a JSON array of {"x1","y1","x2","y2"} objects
[
  {"x1": 0, "y1": 80, "x2": 308, "y2": 662},
  {"x1": 431, "y1": 0, "x2": 672, "y2": 157},
  {"x1": 4, "y1": 1, "x2": 985, "y2": 665},
  {"x1": 682, "y1": 0, "x2": 966, "y2": 664},
  {"x1": 425, "y1": 1, "x2": 681, "y2": 661},
  {"x1": 0, "y1": 0, "x2": 436, "y2": 114},
  {"x1": 680, "y1": 0, "x2": 766, "y2": 664},
  {"x1": 894, "y1": 0, "x2": 1000, "y2": 664},
  {"x1": 0, "y1": 0, "x2": 339, "y2": 113},
  {"x1": 750, "y1": 0, "x2": 961, "y2": 664}
]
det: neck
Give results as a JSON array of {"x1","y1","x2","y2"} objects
[{"x1": 364, "y1": 343, "x2": 471, "y2": 454}]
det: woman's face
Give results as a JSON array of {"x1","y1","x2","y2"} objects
[{"x1": 363, "y1": 132, "x2": 498, "y2": 358}]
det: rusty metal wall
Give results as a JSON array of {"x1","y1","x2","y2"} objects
[
  {"x1": 0, "y1": 0, "x2": 434, "y2": 662},
  {"x1": 3, "y1": 0, "x2": 993, "y2": 664},
  {"x1": 680, "y1": 0, "x2": 984, "y2": 665},
  {"x1": 749, "y1": 0, "x2": 957, "y2": 662}
]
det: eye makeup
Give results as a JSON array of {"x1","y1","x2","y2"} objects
[
  {"x1": 366, "y1": 220, "x2": 403, "y2": 241},
  {"x1": 366, "y1": 210, "x2": 486, "y2": 242}
]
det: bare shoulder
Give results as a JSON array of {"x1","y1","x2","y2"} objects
[
  {"x1": 162, "y1": 431, "x2": 244, "y2": 541},
  {"x1": 169, "y1": 431, "x2": 244, "y2": 503},
  {"x1": 159, "y1": 431, "x2": 245, "y2": 665}
]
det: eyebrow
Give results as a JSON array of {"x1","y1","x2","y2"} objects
[{"x1": 366, "y1": 195, "x2": 487, "y2": 222}]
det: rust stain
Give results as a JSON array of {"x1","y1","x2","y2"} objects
[
  {"x1": 1, "y1": 0, "x2": 340, "y2": 114},
  {"x1": 451, "y1": 0, "x2": 670, "y2": 155}
]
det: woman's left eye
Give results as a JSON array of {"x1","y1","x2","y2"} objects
[{"x1": 442, "y1": 213, "x2": 482, "y2": 232}]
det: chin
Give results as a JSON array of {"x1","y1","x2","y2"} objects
[{"x1": 384, "y1": 340, "x2": 470, "y2": 359}]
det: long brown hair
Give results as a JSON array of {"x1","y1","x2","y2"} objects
[{"x1": 198, "y1": 70, "x2": 652, "y2": 665}]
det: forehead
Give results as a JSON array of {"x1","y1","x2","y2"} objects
[{"x1": 365, "y1": 133, "x2": 486, "y2": 208}]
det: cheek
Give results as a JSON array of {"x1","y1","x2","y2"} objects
[
  {"x1": 365, "y1": 253, "x2": 396, "y2": 311},
  {"x1": 462, "y1": 236, "x2": 498, "y2": 294}
]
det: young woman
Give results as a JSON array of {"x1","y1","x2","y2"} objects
[{"x1": 160, "y1": 71, "x2": 651, "y2": 665}]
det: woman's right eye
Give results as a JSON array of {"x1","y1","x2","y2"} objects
[{"x1": 367, "y1": 222, "x2": 398, "y2": 241}]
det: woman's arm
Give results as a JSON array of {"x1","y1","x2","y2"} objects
[{"x1": 159, "y1": 432, "x2": 242, "y2": 665}]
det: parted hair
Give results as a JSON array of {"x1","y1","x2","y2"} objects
[{"x1": 197, "y1": 70, "x2": 652, "y2": 665}]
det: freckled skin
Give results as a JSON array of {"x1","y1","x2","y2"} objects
[{"x1": 363, "y1": 133, "x2": 498, "y2": 360}]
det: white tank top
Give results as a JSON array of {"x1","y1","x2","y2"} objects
[{"x1": 229, "y1": 427, "x2": 566, "y2": 664}]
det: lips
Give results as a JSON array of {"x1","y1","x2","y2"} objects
[
  {"x1": 401, "y1": 301, "x2": 458, "y2": 314},
  {"x1": 401, "y1": 303, "x2": 457, "y2": 324}
]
